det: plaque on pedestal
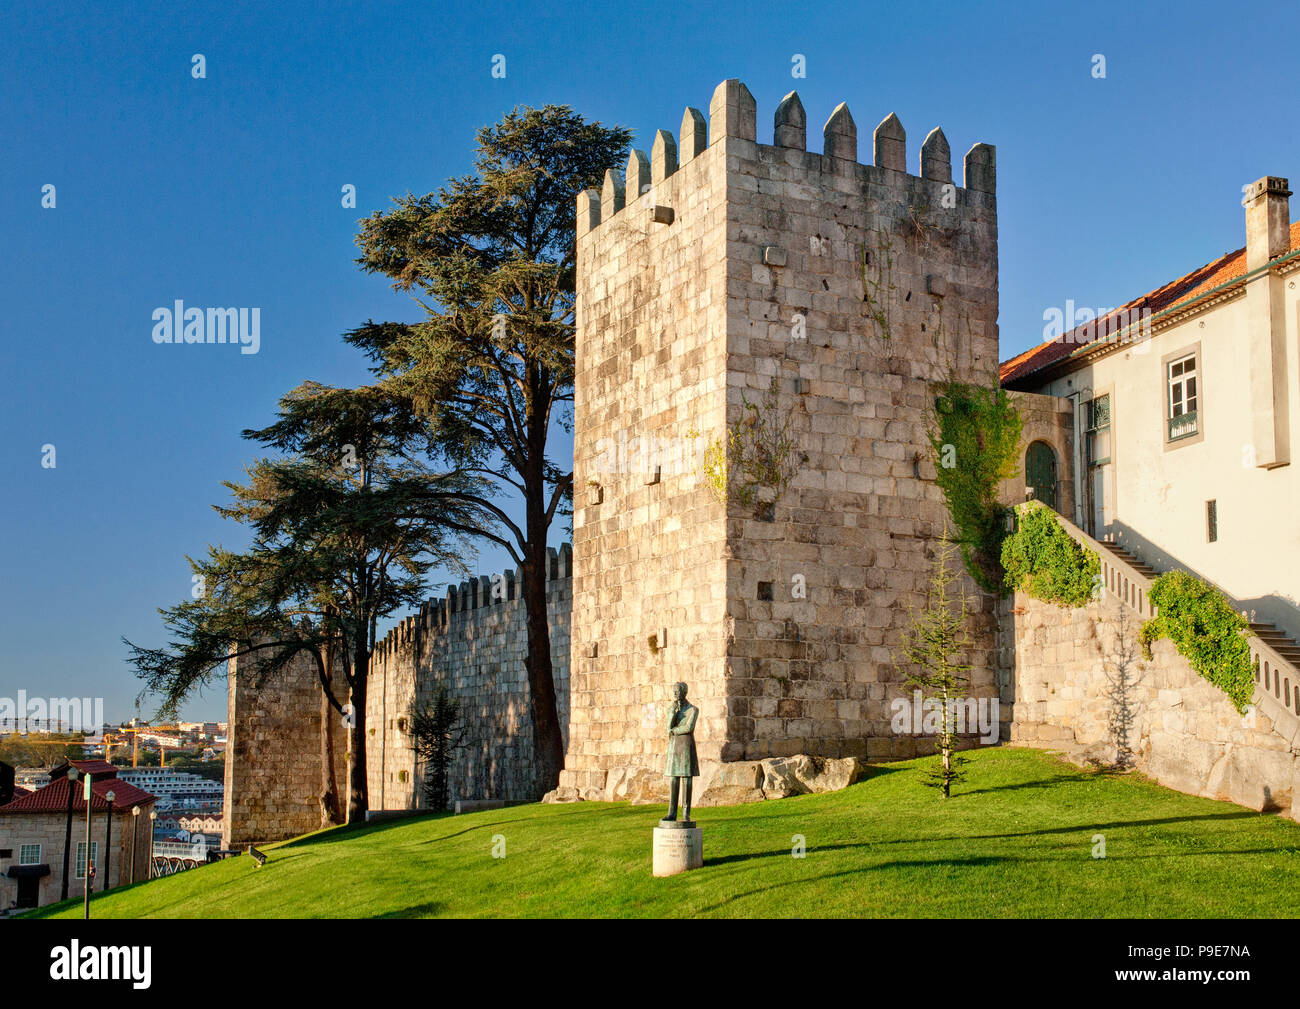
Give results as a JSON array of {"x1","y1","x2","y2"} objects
[{"x1": 652, "y1": 824, "x2": 703, "y2": 877}]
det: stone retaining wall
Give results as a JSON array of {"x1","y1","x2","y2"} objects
[{"x1": 1001, "y1": 589, "x2": 1300, "y2": 819}]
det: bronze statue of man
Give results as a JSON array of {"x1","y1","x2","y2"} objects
[{"x1": 662, "y1": 681, "x2": 699, "y2": 823}]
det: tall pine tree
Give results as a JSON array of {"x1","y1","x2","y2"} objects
[
  {"x1": 348, "y1": 106, "x2": 631, "y2": 795},
  {"x1": 127, "y1": 382, "x2": 485, "y2": 822}
]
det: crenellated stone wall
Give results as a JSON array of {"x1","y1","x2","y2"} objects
[
  {"x1": 562, "y1": 78, "x2": 1002, "y2": 797},
  {"x1": 225, "y1": 548, "x2": 573, "y2": 843},
  {"x1": 223, "y1": 78, "x2": 1300, "y2": 844},
  {"x1": 366, "y1": 546, "x2": 572, "y2": 809}
]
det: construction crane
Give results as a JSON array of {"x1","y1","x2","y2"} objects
[
  {"x1": 110, "y1": 725, "x2": 188, "y2": 767},
  {"x1": 109, "y1": 727, "x2": 150, "y2": 768}
]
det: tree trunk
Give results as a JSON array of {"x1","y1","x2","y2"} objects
[
  {"x1": 522, "y1": 533, "x2": 564, "y2": 797},
  {"x1": 345, "y1": 670, "x2": 369, "y2": 823},
  {"x1": 941, "y1": 692, "x2": 952, "y2": 798}
]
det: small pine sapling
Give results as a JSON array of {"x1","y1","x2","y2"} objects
[
  {"x1": 897, "y1": 530, "x2": 974, "y2": 798},
  {"x1": 407, "y1": 686, "x2": 466, "y2": 811}
]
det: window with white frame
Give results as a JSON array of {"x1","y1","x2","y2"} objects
[
  {"x1": 1167, "y1": 353, "x2": 1198, "y2": 440},
  {"x1": 19, "y1": 844, "x2": 41, "y2": 865},
  {"x1": 75, "y1": 841, "x2": 98, "y2": 879}
]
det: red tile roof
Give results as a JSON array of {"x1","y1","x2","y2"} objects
[
  {"x1": 0, "y1": 774, "x2": 155, "y2": 814},
  {"x1": 50, "y1": 759, "x2": 118, "y2": 780},
  {"x1": 1000, "y1": 219, "x2": 1300, "y2": 387}
]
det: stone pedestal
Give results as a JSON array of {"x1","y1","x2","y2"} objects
[{"x1": 652, "y1": 821, "x2": 703, "y2": 877}]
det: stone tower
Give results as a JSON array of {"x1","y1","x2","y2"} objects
[{"x1": 560, "y1": 79, "x2": 1000, "y2": 797}]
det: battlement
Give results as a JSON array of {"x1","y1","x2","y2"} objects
[
  {"x1": 567, "y1": 77, "x2": 1000, "y2": 785},
  {"x1": 374, "y1": 544, "x2": 572, "y2": 660},
  {"x1": 576, "y1": 78, "x2": 995, "y2": 239}
]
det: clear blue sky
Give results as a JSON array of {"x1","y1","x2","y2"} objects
[{"x1": 2, "y1": 0, "x2": 1294, "y2": 722}]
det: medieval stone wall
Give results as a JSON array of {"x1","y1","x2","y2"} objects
[
  {"x1": 224, "y1": 549, "x2": 572, "y2": 843},
  {"x1": 222, "y1": 79, "x2": 1300, "y2": 841},
  {"x1": 223, "y1": 647, "x2": 348, "y2": 848},
  {"x1": 1002, "y1": 589, "x2": 1300, "y2": 820},
  {"x1": 366, "y1": 546, "x2": 572, "y2": 808},
  {"x1": 562, "y1": 92, "x2": 733, "y2": 796},
  {"x1": 1003, "y1": 390, "x2": 1075, "y2": 518}
]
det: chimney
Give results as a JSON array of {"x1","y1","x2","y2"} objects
[
  {"x1": 1244, "y1": 176, "x2": 1292, "y2": 270},
  {"x1": 1242, "y1": 175, "x2": 1292, "y2": 468}
]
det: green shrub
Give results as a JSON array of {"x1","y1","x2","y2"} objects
[
  {"x1": 928, "y1": 381, "x2": 1023, "y2": 594},
  {"x1": 1139, "y1": 571, "x2": 1255, "y2": 713},
  {"x1": 1001, "y1": 502, "x2": 1100, "y2": 607}
]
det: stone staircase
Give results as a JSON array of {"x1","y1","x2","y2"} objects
[
  {"x1": 1099, "y1": 541, "x2": 1158, "y2": 580},
  {"x1": 1047, "y1": 514, "x2": 1300, "y2": 747},
  {"x1": 1250, "y1": 622, "x2": 1300, "y2": 666}
]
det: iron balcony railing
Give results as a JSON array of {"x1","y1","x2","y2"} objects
[{"x1": 1168, "y1": 409, "x2": 1198, "y2": 441}]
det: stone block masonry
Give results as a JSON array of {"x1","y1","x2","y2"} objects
[
  {"x1": 223, "y1": 78, "x2": 1297, "y2": 839},
  {"x1": 225, "y1": 548, "x2": 572, "y2": 844},
  {"x1": 1002, "y1": 589, "x2": 1300, "y2": 819},
  {"x1": 562, "y1": 79, "x2": 1002, "y2": 797},
  {"x1": 226, "y1": 78, "x2": 1007, "y2": 835},
  {"x1": 366, "y1": 546, "x2": 572, "y2": 809},
  {"x1": 0, "y1": 805, "x2": 152, "y2": 909},
  {"x1": 1002, "y1": 390, "x2": 1075, "y2": 518},
  {"x1": 224, "y1": 646, "x2": 349, "y2": 848}
]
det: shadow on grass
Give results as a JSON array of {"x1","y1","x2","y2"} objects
[
  {"x1": 278, "y1": 799, "x2": 621, "y2": 852},
  {"x1": 958, "y1": 774, "x2": 1080, "y2": 797},
  {"x1": 694, "y1": 856, "x2": 1013, "y2": 913},
  {"x1": 375, "y1": 901, "x2": 446, "y2": 918},
  {"x1": 275, "y1": 813, "x2": 451, "y2": 849},
  {"x1": 705, "y1": 809, "x2": 1264, "y2": 868},
  {"x1": 415, "y1": 820, "x2": 522, "y2": 845},
  {"x1": 695, "y1": 846, "x2": 1287, "y2": 914},
  {"x1": 850, "y1": 765, "x2": 905, "y2": 780},
  {"x1": 958, "y1": 809, "x2": 1262, "y2": 841}
]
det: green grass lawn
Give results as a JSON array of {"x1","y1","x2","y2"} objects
[{"x1": 27, "y1": 748, "x2": 1300, "y2": 919}]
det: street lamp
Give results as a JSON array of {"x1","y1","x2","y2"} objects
[
  {"x1": 82, "y1": 773, "x2": 94, "y2": 920},
  {"x1": 103, "y1": 790, "x2": 116, "y2": 893},
  {"x1": 148, "y1": 809, "x2": 157, "y2": 878},
  {"x1": 129, "y1": 805, "x2": 140, "y2": 884},
  {"x1": 60, "y1": 768, "x2": 79, "y2": 901}
]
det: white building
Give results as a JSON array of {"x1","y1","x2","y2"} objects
[
  {"x1": 14, "y1": 769, "x2": 51, "y2": 791},
  {"x1": 116, "y1": 768, "x2": 223, "y2": 811},
  {"x1": 1002, "y1": 175, "x2": 1300, "y2": 644}
]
